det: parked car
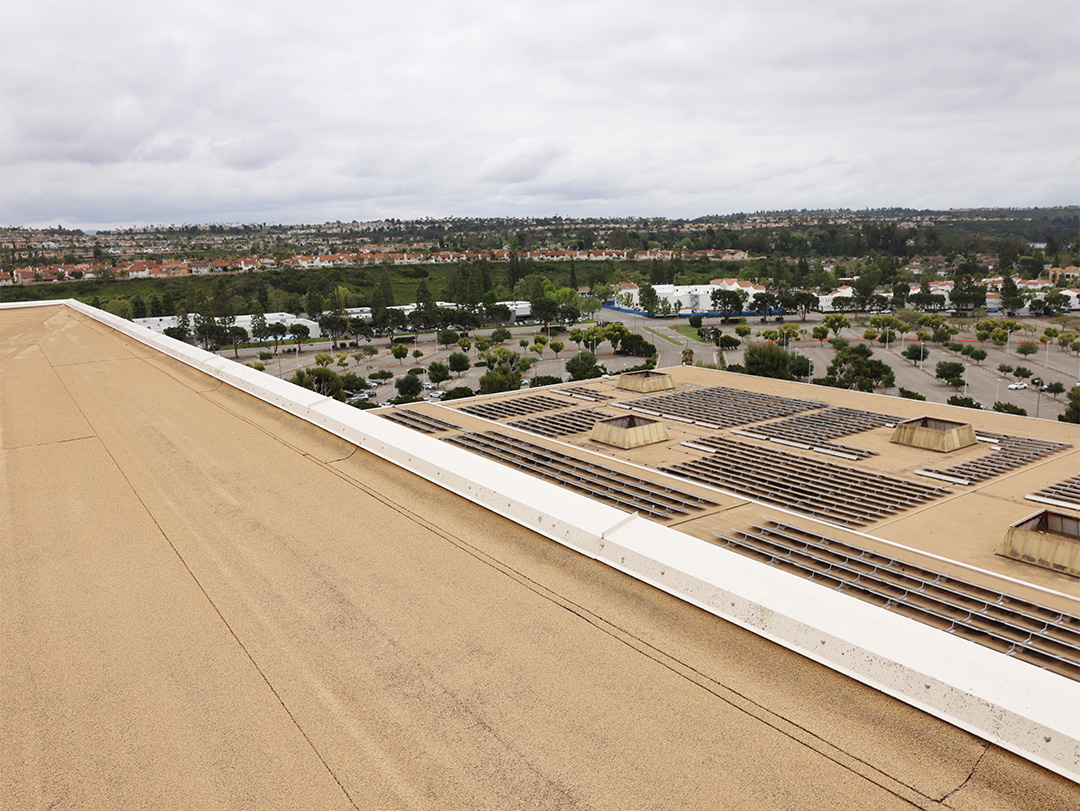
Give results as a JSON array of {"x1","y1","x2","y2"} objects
[
  {"x1": 1007, "y1": 381, "x2": 1027, "y2": 390},
  {"x1": 1036, "y1": 384, "x2": 1048, "y2": 392}
]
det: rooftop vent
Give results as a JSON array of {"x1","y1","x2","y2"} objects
[
  {"x1": 889, "y1": 416, "x2": 977, "y2": 453},
  {"x1": 590, "y1": 415, "x2": 670, "y2": 449},
  {"x1": 617, "y1": 370, "x2": 674, "y2": 393},
  {"x1": 996, "y1": 510, "x2": 1080, "y2": 577}
]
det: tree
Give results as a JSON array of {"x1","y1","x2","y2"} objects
[
  {"x1": 1059, "y1": 387, "x2": 1080, "y2": 423},
  {"x1": 812, "y1": 325, "x2": 829, "y2": 345},
  {"x1": 1046, "y1": 381, "x2": 1066, "y2": 399},
  {"x1": 710, "y1": 289, "x2": 746, "y2": 321},
  {"x1": 313, "y1": 352, "x2": 334, "y2": 368},
  {"x1": 318, "y1": 313, "x2": 349, "y2": 350},
  {"x1": 427, "y1": 361, "x2": 451, "y2": 388},
  {"x1": 993, "y1": 401, "x2": 1027, "y2": 416},
  {"x1": 997, "y1": 363, "x2": 1014, "y2": 377},
  {"x1": 565, "y1": 351, "x2": 605, "y2": 381},
  {"x1": 227, "y1": 326, "x2": 248, "y2": 357},
  {"x1": 448, "y1": 351, "x2": 471, "y2": 377},
  {"x1": 441, "y1": 386, "x2": 475, "y2": 401},
  {"x1": 104, "y1": 298, "x2": 135, "y2": 320},
  {"x1": 743, "y1": 341, "x2": 793, "y2": 380},
  {"x1": 753, "y1": 292, "x2": 778, "y2": 321},
  {"x1": 289, "y1": 366, "x2": 343, "y2": 399},
  {"x1": 968, "y1": 348, "x2": 987, "y2": 364},
  {"x1": 194, "y1": 311, "x2": 225, "y2": 350},
  {"x1": 549, "y1": 340, "x2": 564, "y2": 358},
  {"x1": 637, "y1": 283, "x2": 660, "y2": 316},
  {"x1": 1016, "y1": 342, "x2": 1038, "y2": 359},
  {"x1": 289, "y1": 323, "x2": 310, "y2": 352},
  {"x1": 935, "y1": 361, "x2": 965, "y2": 385},
  {"x1": 268, "y1": 322, "x2": 287, "y2": 353},
  {"x1": 1013, "y1": 366, "x2": 1032, "y2": 380},
  {"x1": 394, "y1": 373, "x2": 423, "y2": 401},
  {"x1": 531, "y1": 295, "x2": 559, "y2": 331},
  {"x1": 822, "y1": 313, "x2": 850, "y2": 338},
  {"x1": 250, "y1": 310, "x2": 268, "y2": 346},
  {"x1": 348, "y1": 317, "x2": 372, "y2": 346},
  {"x1": 788, "y1": 353, "x2": 812, "y2": 379},
  {"x1": 304, "y1": 290, "x2": 324, "y2": 321},
  {"x1": 390, "y1": 343, "x2": 409, "y2": 365},
  {"x1": 947, "y1": 395, "x2": 982, "y2": 409},
  {"x1": 818, "y1": 344, "x2": 894, "y2": 391},
  {"x1": 903, "y1": 344, "x2": 927, "y2": 364},
  {"x1": 999, "y1": 274, "x2": 1024, "y2": 315}
]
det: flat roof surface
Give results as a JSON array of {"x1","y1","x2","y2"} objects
[{"x1": 3, "y1": 304, "x2": 1078, "y2": 809}]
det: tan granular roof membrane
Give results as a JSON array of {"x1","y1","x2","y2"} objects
[{"x1": 2, "y1": 304, "x2": 1078, "y2": 810}]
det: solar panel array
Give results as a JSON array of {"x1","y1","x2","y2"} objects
[
  {"x1": 613, "y1": 385, "x2": 824, "y2": 429},
  {"x1": 508, "y1": 408, "x2": 612, "y2": 438},
  {"x1": 717, "y1": 521, "x2": 1080, "y2": 681},
  {"x1": 1030, "y1": 474, "x2": 1080, "y2": 510},
  {"x1": 379, "y1": 410, "x2": 460, "y2": 434},
  {"x1": 557, "y1": 386, "x2": 614, "y2": 401},
  {"x1": 664, "y1": 437, "x2": 948, "y2": 526},
  {"x1": 919, "y1": 432, "x2": 1070, "y2": 484},
  {"x1": 731, "y1": 406, "x2": 898, "y2": 459},
  {"x1": 444, "y1": 430, "x2": 716, "y2": 519},
  {"x1": 456, "y1": 394, "x2": 569, "y2": 420}
]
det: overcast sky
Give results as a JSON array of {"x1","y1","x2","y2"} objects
[{"x1": 2, "y1": 0, "x2": 1077, "y2": 229}]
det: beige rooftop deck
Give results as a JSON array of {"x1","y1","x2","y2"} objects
[{"x1": 2, "y1": 304, "x2": 1079, "y2": 809}]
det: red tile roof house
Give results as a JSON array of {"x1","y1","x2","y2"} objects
[
  {"x1": 126, "y1": 261, "x2": 159, "y2": 279},
  {"x1": 0, "y1": 271, "x2": 13, "y2": 286}
]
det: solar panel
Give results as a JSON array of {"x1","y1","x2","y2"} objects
[
  {"x1": 456, "y1": 394, "x2": 569, "y2": 420},
  {"x1": 920, "y1": 432, "x2": 1070, "y2": 484},
  {"x1": 612, "y1": 385, "x2": 825, "y2": 429},
  {"x1": 380, "y1": 409, "x2": 460, "y2": 434},
  {"x1": 508, "y1": 408, "x2": 613, "y2": 438},
  {"x1": 717, "y1": 521, "x2": 1080, "y2": 681},
  {"x1": 1027, "y1": 474, "x2": 1080, "y2": 511},
  {"x1": 444, "y1": 431, "x2": 716, "y2": 519},
  {"x1": 664, "y1": 437, "x2": 948, "y2": 526}
]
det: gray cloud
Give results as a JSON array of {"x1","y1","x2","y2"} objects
[{"x1": 2, "y1": 0, "x2": 1076, "y2": 228}]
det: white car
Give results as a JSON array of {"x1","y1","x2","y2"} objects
[{"x1": 1007, "y1": 381, "x2": 1027, "y2": 390}]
